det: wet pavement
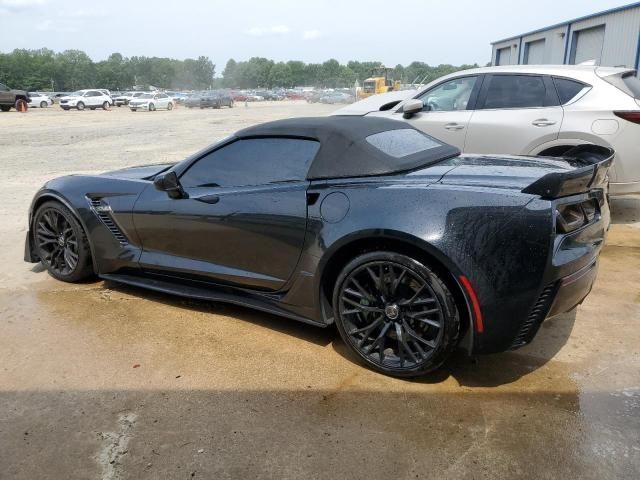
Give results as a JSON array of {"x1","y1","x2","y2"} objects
[{"x1": 1, "y1": 106, "x2": 639, "y2": 479}]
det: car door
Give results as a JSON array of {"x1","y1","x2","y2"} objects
[
  {"x1": 132, "y1": 137, "x2": 319, "y2": 291},
  {"x1": 85, "y1": 91, "x2": 99, "y2": 106},
  {"x1": 0, "y1": 83, "x2": 11, "y2": 104},
  {"x1": 392, "y1": 75, "x2": 482, "y2": 149},
  {"x1": 464, "y1": 74, "x2": 563, "y2": 155},
  {"x1": 157, "y1": 93, "x2": 169, "y2": 108}
]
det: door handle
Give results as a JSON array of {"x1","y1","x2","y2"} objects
[
  {"x1": 532, "y1": 119, "x2": 557, "y2": 127},
  {"x1": 194, "y1": 194, "x2": 220, "y2": 204},
  {"x1": 444, "y1": 123, "x2": 465, "y2": 131}
]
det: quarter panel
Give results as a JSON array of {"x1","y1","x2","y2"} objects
[{"x1": 304, "y1": 179, "x2": 553, "y2": 353}]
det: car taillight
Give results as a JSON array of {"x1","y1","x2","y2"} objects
[
  {"x1": 614, "y1": 111, "x2": 640, "y2": 124},
  {"x1": 556, "y1": 199, "x2": 599, "y2": 233}
]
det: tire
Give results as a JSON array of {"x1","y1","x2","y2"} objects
[
  {"x1": 33, "y1": 201, "x2": 94, "y2": 283},
  {"x1": 167, "y1": 102, "x2": 173, "y2": 110},
  {"x1": 229, "y1": 101, "x2": 234, "y2": 108},
  {"x1": 0, "y1": 105, "x2": 10, "y2": 112},
  {"x1": 332, "y1": 251, "x2": 460, "y2": 377},
  {"x1": 102, "y1": 101, "x2": 109, "y2": 110},
  {"x1": 149, "y1": 103, "x2": 156, "y2": 111},
  {"x1": 131, "y1": 109, "x2": 137, "y2": 112},
  {"x1": 77, "y1": 102, "x2": 85, "y2": 111},
  {"x1": 40, "y1": 101, "x2": 47, "y2": 108}
]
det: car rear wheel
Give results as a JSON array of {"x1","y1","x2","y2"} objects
[
  {"x1": 333, "y1": 252, "x2": 460, "y2": 377},
  {"x1": 149, "y1": 103, "x2": 156, "y2": 111},
  {"x1": 77, "y1": 102, "x2": 85, "y2": 111},
  {"x1": 0, "y1": 106, "x2": 10, "y2": 112},
  {"x1": 102, "y1": 101, "x2": 109, "y2": 110},
  {"x1": 33, "y1": 201, "x2": 93, "y2": 283},
  {"x1": 167, "y1": 102, "x2": 173, "y2": 110}
]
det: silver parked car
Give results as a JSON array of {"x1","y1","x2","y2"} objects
[{"x1": 335, "y1": 65, "x2": 640, "y2": 195}]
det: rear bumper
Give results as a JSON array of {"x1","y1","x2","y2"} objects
[{"x1": 546, "y1": 260, "x2": 598, "y2": 318}]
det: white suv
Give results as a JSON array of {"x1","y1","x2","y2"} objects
[
  {"x1": 338, "y1": 65, "x2": 640, "y2": 195},
  {"x1": 59, "y1": 89, "x2": 112, "y2": 111}
]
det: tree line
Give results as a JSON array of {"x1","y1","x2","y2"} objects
[{"x1": 0, "y1": 48, "x2": 481, "y2": 91}]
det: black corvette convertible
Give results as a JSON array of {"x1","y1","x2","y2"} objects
[{"x1": 24, "y1": 117, "x2": 613, "y2": 377}]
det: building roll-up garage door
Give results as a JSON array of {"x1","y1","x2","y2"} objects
[
  {"x1": 524, "y1": 39, "x2": 545, "y2": 64},
  {"x1": 496, "y1": 47, "x2": 512, "y2": 66},
  {"x1": 571, "y1": 25, "x2": 605, "y2": 64}
]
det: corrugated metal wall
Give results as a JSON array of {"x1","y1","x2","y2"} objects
[{"x1": 491, "y1": 5, "x2": 640, "y2": 70}]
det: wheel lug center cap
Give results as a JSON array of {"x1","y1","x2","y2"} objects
[
  {"x1": 57, "y1": 235, "x2": 65, "y2": 247},
  {"x1": 384, "y1": 304, "x2": 400, "y2": 320}
]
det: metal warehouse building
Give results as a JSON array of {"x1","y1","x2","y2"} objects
[{"x1": 491, "y1": 2, "x2": 640, "y2": 71}]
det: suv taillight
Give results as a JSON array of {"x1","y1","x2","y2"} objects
[
  {"x1": 614, "y1": 111, "x2": 640, "y2": 124},
  {"x1": 556, "y1": 199, "x2": 599, "y2": 234}
]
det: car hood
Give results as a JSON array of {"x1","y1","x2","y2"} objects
[
  {"x1": 100, "y1": 163, "x2": 176, "y2": 180},
  {"x1": 331, "y1": 90, "x2": 417, "y2": 116},
  {"x1": 60, "y1": 95, "x2": 81, "y2": 101},
  {"x1": 409, "y1": 154, "x2": 580, "y2": 190}
]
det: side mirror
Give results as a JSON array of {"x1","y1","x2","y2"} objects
[
  {"x1": 153, "y1": 171, "x2": 187, "y2": 199},
  {"x1": 402, "y1": 99, "x2": 424, "y2": 119}
]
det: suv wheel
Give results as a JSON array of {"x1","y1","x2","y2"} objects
[{"x1": 76, "y1": 102, "x2": 85, "y2": 111}]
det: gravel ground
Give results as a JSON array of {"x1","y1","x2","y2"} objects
[{"x1": 0, "y1": 102, "x2": 639, "y2": 480}]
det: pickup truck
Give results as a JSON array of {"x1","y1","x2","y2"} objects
[{"x1": 0, "y1": 83, "x2": 31, "y2": 111}]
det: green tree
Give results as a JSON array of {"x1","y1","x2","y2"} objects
[{"x1": 268, "y1": 62, "x2": 292, "y2": 88}]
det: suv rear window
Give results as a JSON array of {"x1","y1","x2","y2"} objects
[
  {"x1": 552, "y1": 77, "x2": 588, "y2": 104},
  {"x1": 603, "y1": 71, "x2": 640, "y2": 98}
]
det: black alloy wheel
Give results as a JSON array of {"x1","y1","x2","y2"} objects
[
  {"x1": 333, "y1": 252, "x2": 459, "y2": 377},
  {"x1": 34, "y1": 201, "x2": 93, "y2": 282}
]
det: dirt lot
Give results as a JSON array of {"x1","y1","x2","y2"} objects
[{"x1": 0, "y1": 103, "x2": 639, "y2": 479}]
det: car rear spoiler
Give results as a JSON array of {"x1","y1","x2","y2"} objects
[{"x1": 522, "y1": 145, "x2": 615, "y2": 199}]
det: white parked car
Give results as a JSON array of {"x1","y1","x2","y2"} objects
[
  {"x1": 59, "y1": 90, "x2": 112, "y2": 111},
  {"x1": 129, "y1": 92, "x2": 174, "y2": 111},
  {"x1": 114, "y1": 92, "x2": 144, "y2": 107},
  {"x1": 27, "y1": 92, "x2": 53, "y2": 108},
  {"x1": 335, "y1": 65, "x2": 640, "y2": 195}
]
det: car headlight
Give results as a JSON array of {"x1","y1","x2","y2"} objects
[{"x1": 556, "y1": 199, "x2": 599, "y2": 233}]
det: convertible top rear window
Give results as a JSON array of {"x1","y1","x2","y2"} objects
[{"x1": 366, "y1": 129, "x2": 443, "y2": 158}]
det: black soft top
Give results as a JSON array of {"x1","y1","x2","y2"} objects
[{"x1": 235, "y1": 116, "x2": 460, "y2": 180}]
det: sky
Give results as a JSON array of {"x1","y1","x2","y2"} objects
[{"x1": 0, "y1": 0, "x2": 635, "y2": 69}]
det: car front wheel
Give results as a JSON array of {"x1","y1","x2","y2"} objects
[
  {"x1": 102, "y1": 101, "x2": 109, "y2": 110},
  {"x1": 333, "y1": 251, "x2": 460, "y2": 377},
  {"x1": 76, "y1": 102, "x2": 85, "y2": 111},
  {"x1": 33, "y1": 201, "x2": 94, "y2": 282}
]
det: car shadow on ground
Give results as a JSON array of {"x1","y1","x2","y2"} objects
[
  {"x1": 104, "y1": 280, "x2": 577, "y2": 387},
  {"x1": 331, "y1": 310, "x2": 577, "y2": 387},
  {"x1": 103, "y1": 280, "x2": 336, "y2": 348},
  {"x1": 610, "y1": 195, "x2": 640, "y2": 224}
]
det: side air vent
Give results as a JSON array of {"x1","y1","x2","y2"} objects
[
  {"x1": 88, "y1": 198, "x2": 128, "y2": 245},
  {"x1": 509, "y1": 283, "x2": 557, "y2": 350}
]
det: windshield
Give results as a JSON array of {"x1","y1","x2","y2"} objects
[
  {"x1": 70, "y1": 91, "x2": 85, "y2": 96},
  {"x1": 139, "y1": 93, "x2": 154, "y2": 99}
]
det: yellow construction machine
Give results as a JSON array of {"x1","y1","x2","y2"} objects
[{"x1": 357, "y1": 67, "x2": 401, "y2": 99}]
